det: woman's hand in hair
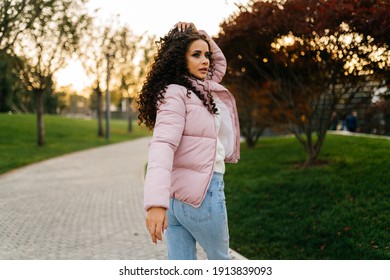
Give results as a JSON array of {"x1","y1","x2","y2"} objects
[{"x1": 174, "y1": 22, "x2": 198, "y2": 32}]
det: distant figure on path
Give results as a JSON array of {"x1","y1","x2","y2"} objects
[
  {"x1": 137, "y1": 22, "x2": 240, "y2": 260},
  {"x1": 346, "y1": 111, "x2": 358, "y2": 132},
  {"x1": 329, "y1": 111, "x2": 339, "y2": 130}
]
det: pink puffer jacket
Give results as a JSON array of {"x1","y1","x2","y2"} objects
[{"x1": 143, "y1": 31, "x2": 240, "y2": 211}]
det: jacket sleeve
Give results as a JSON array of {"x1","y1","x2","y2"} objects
[
  {"x1": 199, "y1": 30, "x2": 227, "y2": 83},
  {"x1": 143, "y1": 86, "x2": 186, "y2": 211}
]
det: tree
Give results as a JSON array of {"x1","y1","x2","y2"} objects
[
  {"x1": 11, "y1": 0, "x2": 91, "y2": 146},
  {"x1": 113, "y1": 29, "x2": 156, "y2": 132},
  {"x1": 223, "y1": 72, "x2": 270, "y2": 147},
  {"x1": 0, "y1": 0, "x2": 52, "y2": 113},
  {"x1": 79, "y1": 16, "x2": 156, "y2": 136},
  {"x1": 0, "y1": 0, "x2": 46, "y2": 52},
  {"x1": 216, "y1": 0, "x2": 389, "y2": 167},
  {"x1": 78, "y1": 17, "x2": 118, "y2": 137},
  {"x1": 0, "y1": 51, "x2": 28, "y2": 112}
]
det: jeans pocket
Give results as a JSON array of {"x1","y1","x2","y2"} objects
[{"x1": 181, "y1": 193, "x2": 212, "y2": 223}]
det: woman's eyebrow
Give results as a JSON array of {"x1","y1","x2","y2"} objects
[{"x1": 191, "y1": 49, "x2": 210, "y2": 54}]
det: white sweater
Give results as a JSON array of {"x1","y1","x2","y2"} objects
[{"x1": 213, "y1": 96, "x2": 226, "y2": 174}]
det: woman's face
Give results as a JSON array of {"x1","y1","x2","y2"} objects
[{"x1": 186, "y1": 39, "x2": 210, "y2": 80}]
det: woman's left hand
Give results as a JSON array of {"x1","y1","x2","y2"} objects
[{"x1": 174, "y1": 22, "x2": 198, "y2": 32}]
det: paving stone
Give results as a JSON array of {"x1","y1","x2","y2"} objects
[{"x1": 0, "y1": 137, "x2": 246, "y2": 260}]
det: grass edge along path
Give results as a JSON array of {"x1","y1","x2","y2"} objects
[
  {"x1": 224, "y1": 134, "x2": 389, "y2": 260},
  {"x1": 0, "y1": 113, "x2": 151, "y2": 174}
]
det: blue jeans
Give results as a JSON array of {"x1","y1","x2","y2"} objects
[{"x1": 166, "y1": 172, "x2": 231, "y2": 260}]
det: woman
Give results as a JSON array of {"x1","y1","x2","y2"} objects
[{"x1": 137, "y1": 22, "x2": 240, "y2": 260}]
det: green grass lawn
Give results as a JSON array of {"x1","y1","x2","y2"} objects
[
  {"x1": 0, "y1": 113, "x2": 151, "y2": 174},
  {"x1": 225, "y1": 134, "x2": 389, "y2": 260}
]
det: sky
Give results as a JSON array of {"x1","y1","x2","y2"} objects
[
  {"x1": 56, "y1": 0, "x2": 250, "y2": 91},
  {"x1": 87, "y1": 0, "x2": 249, "y2": 38}
]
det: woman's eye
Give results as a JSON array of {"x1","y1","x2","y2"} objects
[{"x1": 192, "y1": 53, "x2": 200, "y2": 57}]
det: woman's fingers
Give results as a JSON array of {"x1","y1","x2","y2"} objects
[
  {"x1": 163, "y1": 214, "x2": 168, "y2": 232},
  {"x1": 146, "y1": 207, "x2": 167, "y2": 244},
  {"x1": 155, "y1": 212, "x2": 168, "y2": 242},
  {"x1": 148, "y1": 224, "x2": 158, "y2": 244},
  {"x1": 155, "y1": 222, "x2": 163, "y2": 242},
  {"x1": 175, "y1": 22, "x2": 197, "y2": 32}
]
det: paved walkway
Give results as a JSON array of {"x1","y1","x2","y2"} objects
[
  {"x1": 328, "y1": 130, "x2": 390, "y2": 140},
  {"x1": 0, "y1": 137, "x2": 246, "y2": 260}
]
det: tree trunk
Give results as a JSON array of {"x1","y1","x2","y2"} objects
[
  {"x1": 128, "y1": 114, "x2": 133, "y2": 132},
  {"x1": 246, "y1": 135, "x2": 255, "y2": 148},
  {"x1": 36, "y1": 91, "x2": 45, "y2": 146},
  {"x1": 301, "y1": 130, "x2": 327, "y2": 168},
  {"x1": 96, "y1": 89, "x2": 104, "y2": 137},
  {"x1": 302, "y1": 152, "x2": 317, "y2": 168},
  {"x1": 244, "y1": 126, "x2": 264, "y2": 148},
  {"x1": 244, "y1": 123, "x2": 256, "y2": 148},
  {"x1": 127, "y1": 97, "x2": 132, "y2": 132}
]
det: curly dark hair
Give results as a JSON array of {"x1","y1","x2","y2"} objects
[{"x1": 137, "y1": 27, "x2": 217, "y2": 130}]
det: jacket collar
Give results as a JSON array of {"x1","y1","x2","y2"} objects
[{"x1": 187, "y1": 76, "x2": 226, "y2": 94}]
